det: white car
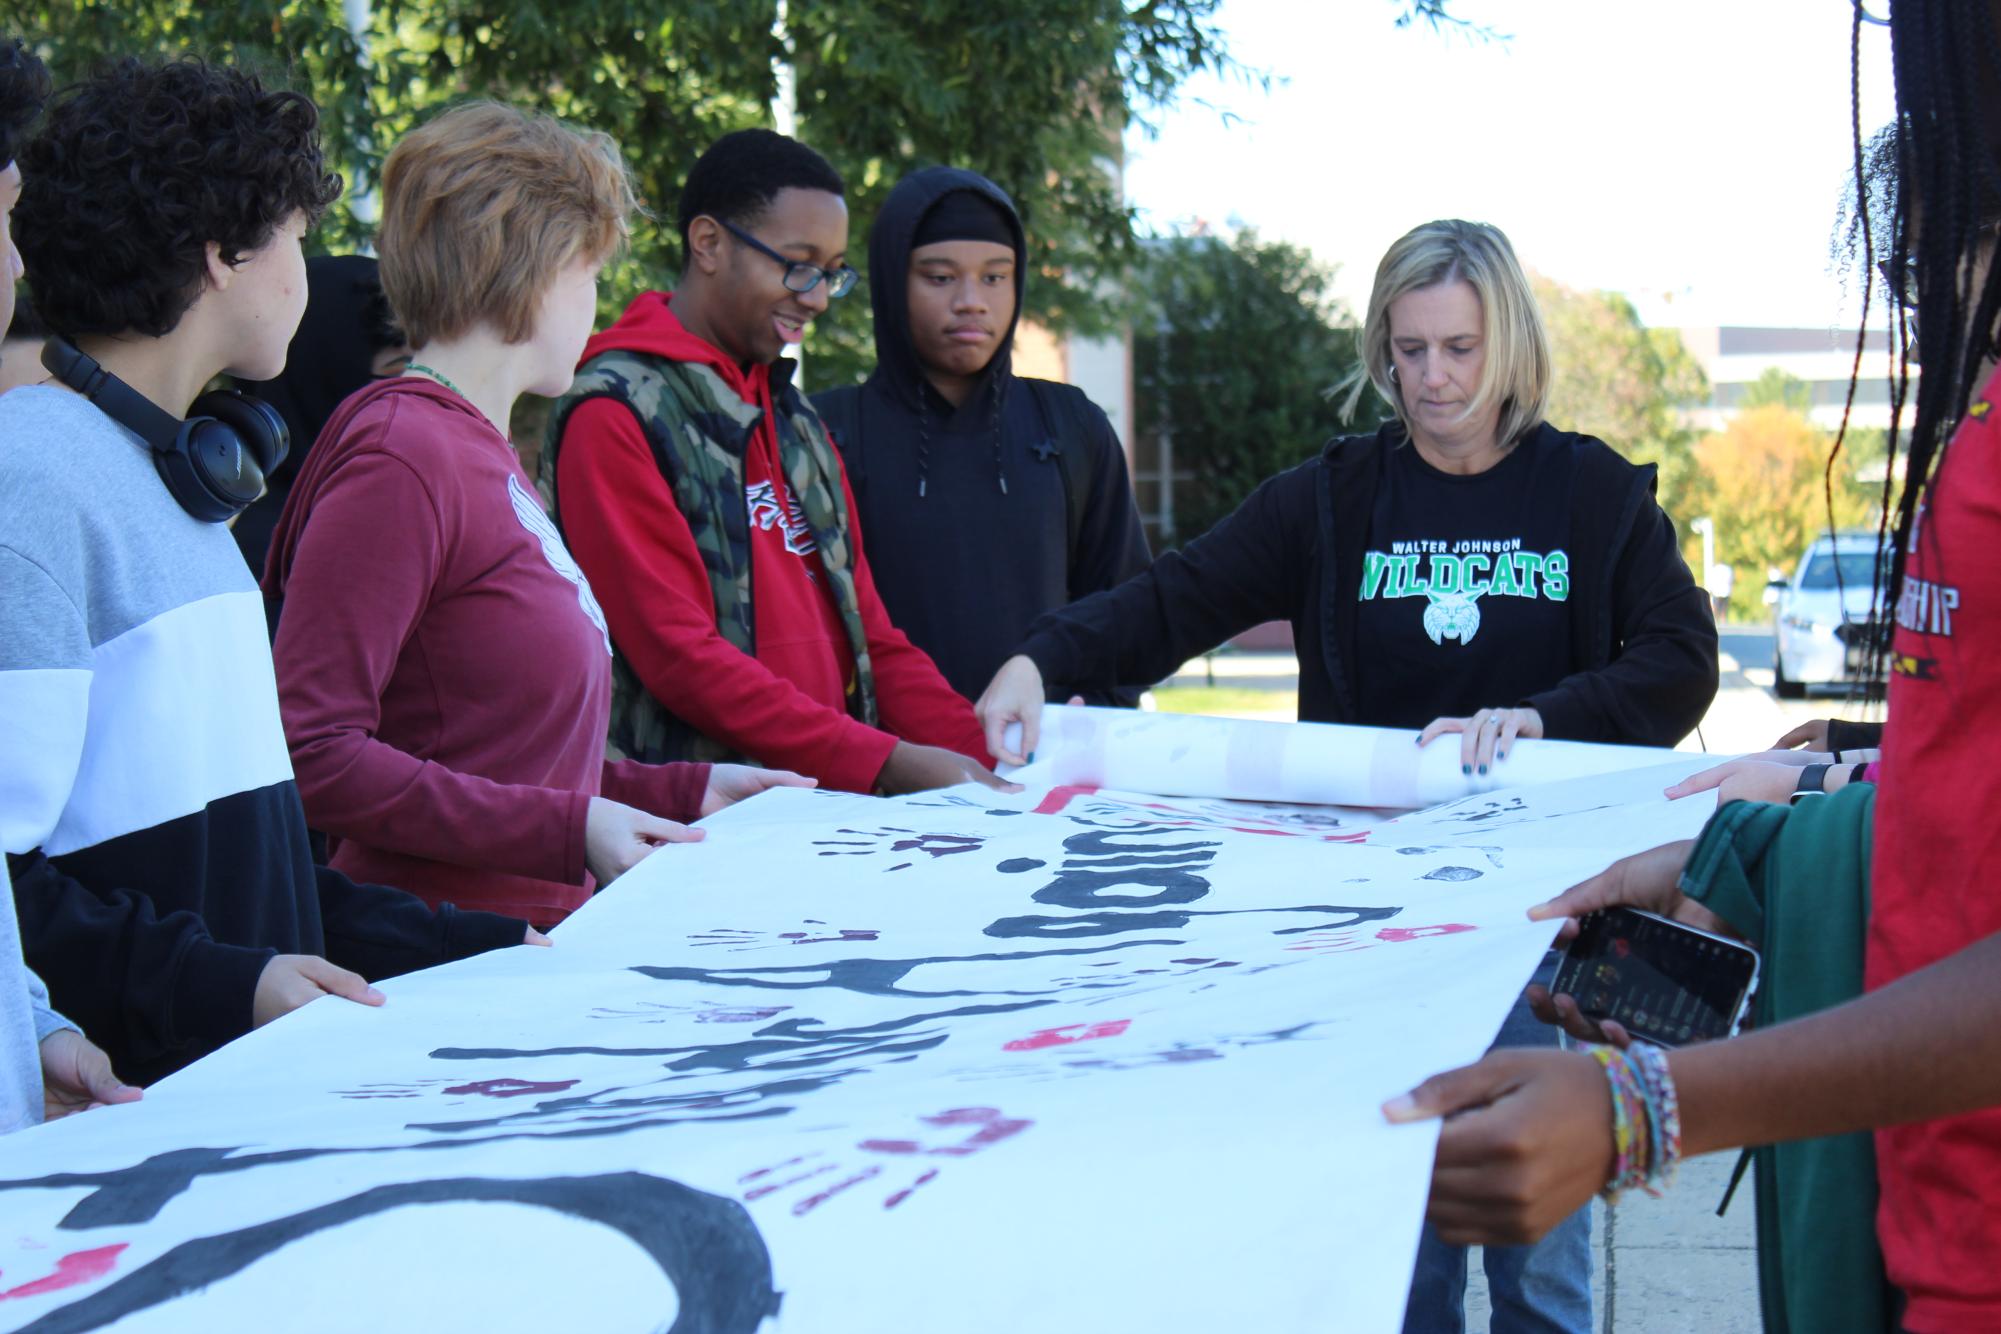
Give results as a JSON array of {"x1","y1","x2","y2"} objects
[{"x1": 1769, "y1": 532, "x2": 1889, "y2": 698}]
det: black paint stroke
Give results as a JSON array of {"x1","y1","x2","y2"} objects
[
  {"x1": 985, "y1": 902, "x2": 1405, "y2": 940},
  {"x1": 19, "y1": 1173, "x2": 779, "y2": 1334},
  {"x1": 620, "y1": 940, "x2": 1177, "y2": 1000},
  {"x1": 15, "y1": 1108, "x2": 787, "y2": 1231}
]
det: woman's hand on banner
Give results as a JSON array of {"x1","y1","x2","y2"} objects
[
  {"x1": 976, "y1": 656, "x2": 1047, "y2": 766},
  {"x1": 1417, "y1": 706, "x2": 1544, "y2": 776}
]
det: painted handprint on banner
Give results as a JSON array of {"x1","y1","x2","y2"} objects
[{"x1": 740, "y1": 1107, "x2": 1033, "y2": 1217}]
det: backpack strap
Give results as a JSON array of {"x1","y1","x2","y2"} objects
[
  {"x1": 1023, "y1": 378, "x2": 1098, "y2": 565},
  {"x1": 813, "y1": 383, "x2": 868, "y2": 503}
]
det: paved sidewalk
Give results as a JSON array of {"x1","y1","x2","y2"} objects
[{"x1": 1462, "y1": 1152, "x2": 1760, "y2": 1334}]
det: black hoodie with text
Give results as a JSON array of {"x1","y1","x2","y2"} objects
[{"x1": 814, "y1": 168, "x2": 1150, "y2": 703}]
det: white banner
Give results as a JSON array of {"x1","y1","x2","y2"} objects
[
  {"x1": 1009, "y1": 704, "x2": 1675, "y2": 809},
  {"x1": 0, "y1": 725, "x2": 1719, "y2": 1333}
]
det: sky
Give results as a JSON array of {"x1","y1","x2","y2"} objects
[{"x1": 1122, "y1": 0, "x2": 1898, "y2": 333}]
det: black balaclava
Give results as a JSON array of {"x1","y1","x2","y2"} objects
[{"x1": 863, "y1": 168, "x2": 1027, "y2": 498}]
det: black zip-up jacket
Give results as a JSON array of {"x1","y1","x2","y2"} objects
[{"x1": 1019, "y1": 421, "x2": 1719, "y2": 746}]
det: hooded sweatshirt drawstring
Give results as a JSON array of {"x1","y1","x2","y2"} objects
[{"x1": 913, "y1": 367, "x2": 1012, "y2": 498}]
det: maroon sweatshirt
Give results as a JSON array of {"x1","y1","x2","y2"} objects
[{"x1": 265, "y1": 378, "x2": 709, "y2": 926}]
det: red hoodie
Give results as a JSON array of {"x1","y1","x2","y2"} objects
[
  {"x1": 555, "y1": 292, "x2": 989, "y2": 792},
  {"x1": 264, "y1": 377, "x2": 708, "y2": 927}
]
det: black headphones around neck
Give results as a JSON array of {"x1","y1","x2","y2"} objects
[{"x1": 41, "y1": 337, "x2": 290, "y2": 524}]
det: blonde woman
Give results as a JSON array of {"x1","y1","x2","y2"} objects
[
  {"x1": 974, "y1": 219, "x2": 1717, "y2": 1334},
  {"x1": 265, "y1": 103, "x2": 807, "y2": 930},
  {"x1": 978, "y1": 218, "x2": 1714, "y2": 770}
]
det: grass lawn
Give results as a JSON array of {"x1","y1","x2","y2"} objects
[{"x1": 1148, "y1": 685, "x2": 1298, "y2": 718}]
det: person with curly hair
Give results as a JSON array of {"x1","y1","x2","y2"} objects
[
  {"x1": 0, "y1": 34, "x2": 139, "y2": 1134},
  {"x1": 263, "y1": 102, "x2": 812, "y2": 930},
  {"x1": 0, "y1": 57, "x2": 539, "y2": 1087}
]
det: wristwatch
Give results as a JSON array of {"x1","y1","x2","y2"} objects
[{"x1": 1789, "y1": 763, "x2": 1832, "y2": 805}]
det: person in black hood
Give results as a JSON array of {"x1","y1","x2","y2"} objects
[
  {"x1": 231, "y1": 254, "x2": 410, "y2": 575},
  {"x1": 814, "y1": 167, "x2": 1150, "y2": 704}
]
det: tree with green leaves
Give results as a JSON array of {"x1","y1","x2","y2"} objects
[
  {"x1": 1133, "y1": 228, "x2": 1370, "y2": 545},
  {"x1": 14, "y1": 1, "x2": 1487, "y2": 388},
  {"x1": 1532, "y1": 275, "x2": 1708, "y2": 525},
  {"x1": 13, "y1": 0, "x2": 1248, "y2": 387}
]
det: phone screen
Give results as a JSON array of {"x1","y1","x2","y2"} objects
[{"x1": 1552, "y1": 908, "x2": 1760, "y2": 1048}]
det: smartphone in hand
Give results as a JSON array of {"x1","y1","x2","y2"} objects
[{"x1": 1551, "y1": 907, "x2": 1760, "y2": 1048}]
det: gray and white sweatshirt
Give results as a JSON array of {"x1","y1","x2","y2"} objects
[{"x1": 0, "y1": 386, "x2": 524, "y2": 1085}]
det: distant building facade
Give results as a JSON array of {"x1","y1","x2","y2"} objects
[{"x1": 1675, "y1": 324, "x2": 1918, "y2": 432}]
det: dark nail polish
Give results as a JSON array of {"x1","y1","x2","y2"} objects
[
  {"x1": 1462, "y1": 764, "x2": 1471, "y2": 776},
  {"x1": 1478, "y1": 764, "x2": 1488, "y2": 776}
]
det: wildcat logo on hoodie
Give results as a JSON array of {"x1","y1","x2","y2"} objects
[{"x1": 1359, "y1": 538, "x2": 1570, "y2": 646}]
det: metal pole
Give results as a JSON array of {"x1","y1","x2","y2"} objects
[
  {"x1": 342, "y1": 0, "x2": 379, "y2": 230},
  {"x1": 771, "y1": 0, "x2": 805, "y2": 387}
]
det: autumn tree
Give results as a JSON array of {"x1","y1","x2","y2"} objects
[
  {"x1": 15, "y1": 1, "x2": 1491, "y2": 387},
  {"x1": 1688, "y1": 404, "x2": 1883, "y2": 621},
  {"x1": 1533, "y1": 276, "x2": 1708, "y2": 525},
  {"x1": 13, "y1": 0, "x2": 1251, "y2": 386}
]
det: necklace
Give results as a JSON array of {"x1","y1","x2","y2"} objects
[{"x1": 405, "y1": 362, "x2": 467, "y2": 399}]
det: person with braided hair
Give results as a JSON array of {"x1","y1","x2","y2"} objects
[{"x1": 1391, "y1": 6, "x2": 2001, "y2": 1330}]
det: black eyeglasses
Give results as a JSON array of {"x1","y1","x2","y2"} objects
[{"x1": 720, "y1": 220, "x2": 858, "y2": 298}]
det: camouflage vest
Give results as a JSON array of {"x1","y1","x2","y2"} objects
[{"x1": 544, "y1": 351, "x2": 879, "y2": 765}]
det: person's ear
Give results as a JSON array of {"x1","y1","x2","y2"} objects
[
  {"x1": 686, "y1": 216, "x2": 727, "y2": 278},
  {"x1": 204, "y1": 241, "x2": 235, "y2": 293}
]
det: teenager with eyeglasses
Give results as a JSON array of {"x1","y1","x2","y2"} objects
[{"x1": 545, "y1": 129, "x2": 1011, "y2": 797}]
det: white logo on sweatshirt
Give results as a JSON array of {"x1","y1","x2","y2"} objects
[
  {"x1": 745, "y1": 479, "x2": 819, "y2": 557},
  {"x1": 508, "y1": 473, "x2": 611, "y2": 655}
]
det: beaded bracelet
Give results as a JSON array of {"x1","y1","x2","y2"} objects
[
  {"x1": 1587, "y1": 1042, "x2": 1683, "y2": 1201},
  {"x1": 1627, "y1": 1043, "x2": 1683, "y2": 1189}
]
